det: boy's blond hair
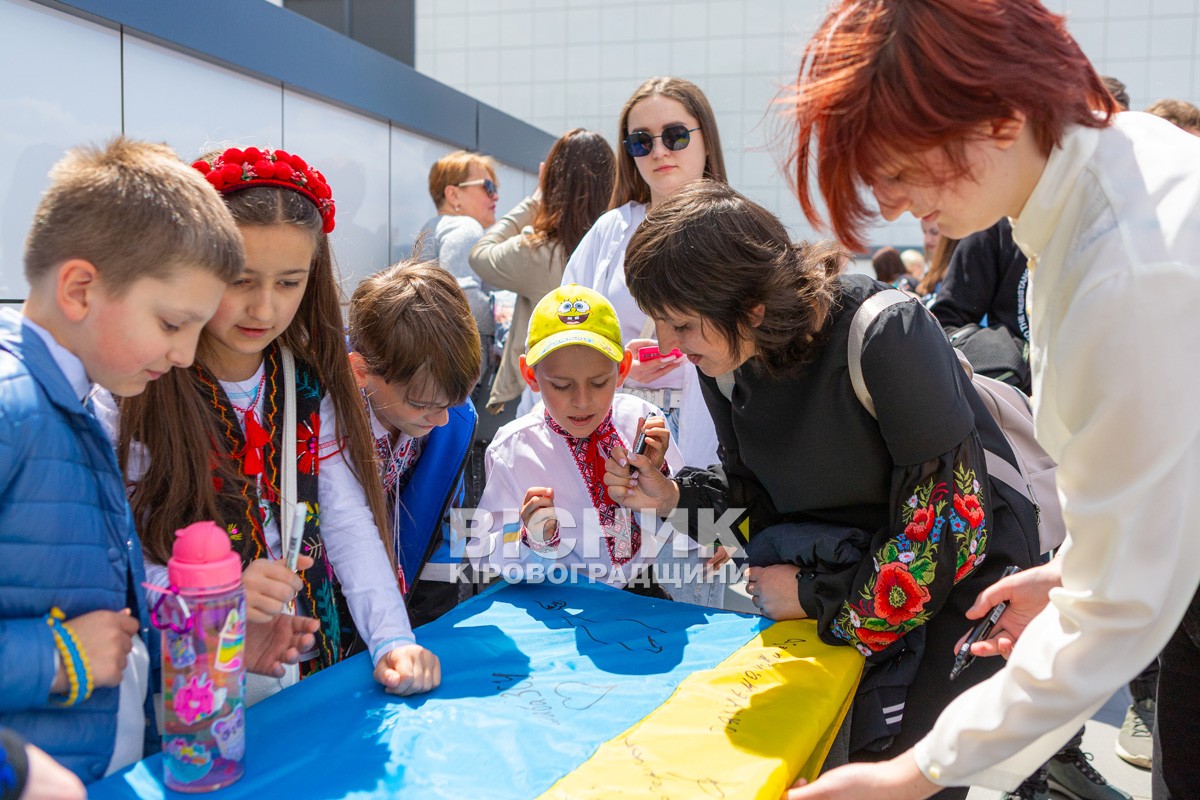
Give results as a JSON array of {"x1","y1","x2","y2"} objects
[
  {"x1": 24, "y1": 137, "x2": 243, "y2": 294},
  {"x1": 349, "y1": 260, "x2": 481, "y2": 405}
]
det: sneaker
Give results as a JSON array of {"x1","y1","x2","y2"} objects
[
  {"x1": 1001, "y1": 768, "x2": 1050, "y2": 800},
  {"x1": 1114, "y1": 698, "x2": 1154, "y2": 770},
  {"x1": 1047, "y1": 746, "x2": 1132, "y2": 800}
]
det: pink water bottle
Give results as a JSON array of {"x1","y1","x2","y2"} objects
[{"x1": 157, "y1": 522, "x2": 246, "y2": 792}]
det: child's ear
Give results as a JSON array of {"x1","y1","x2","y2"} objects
[
  {"x1": 347, "y1": 352, "x2": 370, "y2": 390},
  {"x1": 520, "y1": 355, "x2": 540, "y2": 392},
  {"x1": 616, "y1": 350, "x2": 633, "y2": 386},
  {"x1": 56, "y1": 259, "x2": 100, "y2": 323}
]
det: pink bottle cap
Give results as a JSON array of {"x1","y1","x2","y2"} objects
[{"x1": 167, "y1": 521, "x2": 242, "y2": 591}]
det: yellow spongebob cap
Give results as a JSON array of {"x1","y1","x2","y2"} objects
[{"x1": 526, "y1": 284, "x2": 624, "y2": 366}]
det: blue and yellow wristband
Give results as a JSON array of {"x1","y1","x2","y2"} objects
[{"x1": 45, "y1": 607, "x2": 92, "y2": 706}]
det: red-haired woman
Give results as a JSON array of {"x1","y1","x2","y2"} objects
[{"x1": 782, "y1": 1, "x2": 1200, "y2": 799}]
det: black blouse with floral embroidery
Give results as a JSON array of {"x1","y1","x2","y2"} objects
[{"x1": 676, "y1": 273, "x2": 1040, "y2": 656}]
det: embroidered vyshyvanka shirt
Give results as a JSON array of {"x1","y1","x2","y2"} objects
[{"x1": 478, "y1": 394, "x2": 688, "y2": 588}]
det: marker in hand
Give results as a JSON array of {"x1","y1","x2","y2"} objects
[
  {"x1": 949, "y1": 565, "x2": 1021, "y2": 681},
  {"x1": 627, "y1": 413, "x2": 658, "y2": 477},
  {"x1": 284, "y1": 503, "x2": 306, "y2": 572}
]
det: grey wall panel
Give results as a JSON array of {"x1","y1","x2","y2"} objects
[
  {"x1": 2, "y1": 0, "x2": 537, "y2": 300},
  {"x1": 0, "y1": 0, "x2": 121, "y2": 298},
  {"x1": 477, "y1": 104, "x2": 557, "y2": 176},
  {"x1": 389, "y1": 126, "x2": 451, "y2": 262},
  {"x1": 38, "y1": 0, "x2": 553, "y2": 170},
  {"x1": 284, "y1": 88, "x2": 392, "y2": 285},
  {"x1": 123, "y1": 34, "x2": 284, "y2": 162}
]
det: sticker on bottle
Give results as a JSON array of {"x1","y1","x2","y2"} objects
[
  {"x1": 165, "y1": 737, "x2": 214, "y2": 784},
  {"x1": 172, "y1": 672, "x2": 227, "y2": 725},
  {"x1": 213, "y1": 607, "x2": 244, "y2": 673},
  {"x1": 167, "y1": 629, "x2": 197, "y2": 669},
  {"x1": 211, "y1": 705, "x2": 245, "y2": 761}
]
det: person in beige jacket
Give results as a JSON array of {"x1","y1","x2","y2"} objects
[{"x1": 469, "y1": 129, "x2": 614, "y2": 415}]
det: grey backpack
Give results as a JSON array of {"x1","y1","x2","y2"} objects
[{"x1": 847, "y1": 289, "x2": 1065, "y2": 555}]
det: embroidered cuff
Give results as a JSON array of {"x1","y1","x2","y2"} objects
[
  {"x1": 522, "y1": 507, "x2": 561, "y2": 553},
  {"x1": 521, "y1": 523, "x2": 561, "y2": 554}
]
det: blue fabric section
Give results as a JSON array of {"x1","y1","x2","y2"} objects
[
  {"x1": 0, "y1": 310, "x2": 154, "y2": 784},
  {"x1": 396, "y1": 400, "x2": 475, "y2": 577},
  {"x1": 90, "y1": 582, "x2": 768, "y2": 799}
]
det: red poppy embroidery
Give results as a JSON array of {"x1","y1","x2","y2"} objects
[
  {"x1": 873, "y1": 562, "x2": 932, "y2": 626},
  {"x1": 905, "y1": 506, "x2": 935, "y2": 542},
  {"x1": 955, "y1": 553, "x2": 977, "y2": 583},
  {"x1": 855, "y1": 628, "x2": 901, "y2": 650},
  {"x1": 834, "y1": 461, "x2": 989, "y2": 654},
  {"x1": 297, "y1": 412, "x2": 321, "y2": 476},
  {"x1": 954, "y1": 493, "x2": 985, "y2": 528}
]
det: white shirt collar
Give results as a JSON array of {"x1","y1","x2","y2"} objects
[
  {"x1": 1010, "y1": 123, "x2": 1101, "y2": 266},
  {"x1": 21, "y1": 315, "x2": 92, "y2": 404}
]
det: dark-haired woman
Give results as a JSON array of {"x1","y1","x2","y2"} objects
[
  {"x1": 469, "y1": 129, "x2": 615, "y2": 416},
  {"x1": 605, "y1": 181, "x2": 1039, "y2": 800}
]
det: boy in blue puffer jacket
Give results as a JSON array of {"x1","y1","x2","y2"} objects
[
  {"x1": 0, "y1": 139, "x2": 313, "y2": 784},
  {"x1": 348, "y1": 261, "x2": 481, "y2": 626}
]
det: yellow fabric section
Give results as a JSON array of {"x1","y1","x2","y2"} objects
[{"x1": 539, "y1": 620, "x2": 863, "y2": 799}]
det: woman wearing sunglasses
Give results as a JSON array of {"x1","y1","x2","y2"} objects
[
  {"x1": 417, "y1": 150, "x2": 501, "y2": 365},
  {"x1": 780, "y1": 1, "x2": 1200, "y2": 799},
  {"x1": 562, "y1": 76, "x2": 725, "y2": 474}
]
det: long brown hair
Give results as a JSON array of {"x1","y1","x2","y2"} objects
[
  {"x1": 917, "y1": 234, "x2": 960, "y2": 296},
  {"x1": 120, "y1": 179, "x2": 392, "y2": 569},
  {"x1": 611, "y1": 77, "x2": 728, "y2": 209},
  {"x1": 529, "y1": 129, "x2": 615, "y2": 257},
  {"x1": 625, "y1": 180, "x2": 843, "y2": 377}
]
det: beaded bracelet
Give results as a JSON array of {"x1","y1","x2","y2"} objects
[{"x1": 45, "y1": 607, "x2": 92, "y2": 706}]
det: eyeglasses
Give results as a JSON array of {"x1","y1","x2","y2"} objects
[
  {"x1": 622, "y1": 125, "x2": 701, "y2": 158},
  {"x1": 456, "y1": 178, "x2": 499, "y2": 199}
]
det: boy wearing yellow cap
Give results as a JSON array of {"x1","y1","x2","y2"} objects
[{"x1": 476, "y1": 285, "x2": 685, "y2": 595}]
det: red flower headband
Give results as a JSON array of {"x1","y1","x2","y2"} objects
[{"x1": 192, "y1": 147, "x2": 336, "y2": 233}]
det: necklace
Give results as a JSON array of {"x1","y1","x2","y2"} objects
[
  {"x1": 225, "y1": 371, "x2": 270, "y2": 477},
  {"x1": 227, "y1": 371, "x2": 266, "y2": 416}
]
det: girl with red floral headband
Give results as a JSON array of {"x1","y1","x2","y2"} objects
[{"x1": 110, "y1": 147, "x2": 439, "y2": 702}]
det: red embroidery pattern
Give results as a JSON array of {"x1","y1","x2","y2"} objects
[
  {"x1": 544, "y1": 410, "x2": 638, "y2": 567},
  {"x1": 297, "y1": 412, "x2": 321, "y2": 476},
  {"x1": 833, "y1": 463, "x2": 989, "y2": 655}
]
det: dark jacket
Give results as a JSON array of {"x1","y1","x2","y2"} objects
[{"x1": 395, "y1": 400, "x2": 477, "y2": 626}]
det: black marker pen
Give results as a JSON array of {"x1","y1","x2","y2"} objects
[
  {"x1": 628, "y1": 413, "x2": 658, "y2": 478},
  {"x1": 949, "y1": 565, "x2": 1021, "y2": 681}
]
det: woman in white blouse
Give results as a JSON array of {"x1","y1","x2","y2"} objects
[
  {"x1": 562, "y1": 76, "x2": 727, "y2": 469},
  {"x1": 782, "y1": 1, "x2": 1200, "y2": 799}
]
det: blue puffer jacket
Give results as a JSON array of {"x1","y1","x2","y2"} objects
[
  {"x1": 0, "y1": 310, "x2": 155, "y2": 783},
  {"x1": 395, "y1": 400, "x2": 476, "y2": 587}
]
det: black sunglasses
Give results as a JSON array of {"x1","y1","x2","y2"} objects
[
  {"x1": 622, "y1": 125, "x2": 700, "y2": 158},
  {"x1": 457, "y1": 178, "x2": 498, "y2": 199}
]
